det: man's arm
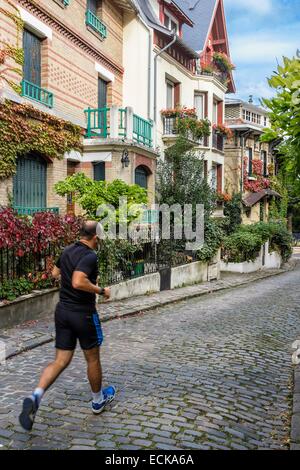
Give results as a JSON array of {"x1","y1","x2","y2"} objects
[{"x1": 72, "y1": 271, "x2": 110, "y2": 299}]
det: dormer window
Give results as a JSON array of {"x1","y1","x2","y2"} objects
[{"x1": 164, "y1": 11, "x2": 179, "y2": 34}]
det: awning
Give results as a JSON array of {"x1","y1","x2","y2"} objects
[{"x1": 243, "y1": 189, "x2": 281, "y2": 208}]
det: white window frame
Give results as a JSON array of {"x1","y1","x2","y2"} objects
[
  {"x1": 213, "y1": 101, "x2": 218, "y2": 125},
  {"x1": 210, "y1": 164, "x2": 217, "y2": 191},
  {"x1": 166, "y1": 80, "x2": 175, "y2": 109},
  {"x1": 164, "y1": 10, "x2": 179, "y2": 34},
  {"x1": 194, "y1": 93, "x2": 205, "y2": 120}
]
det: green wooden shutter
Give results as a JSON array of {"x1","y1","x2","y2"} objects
[
  {"x1": 98, "y1": 77, "x2": 107, "y2": 108},
  {"x1": 23, "y1": 30, "x2": 41, "y2": 86},
  {"x1": 88, "y1": 0, "x2": 98, "y2": 15},
  {"x1": 13, "y1": 154, "x2": 47, "y2": 208},
  {"x1": 94, "y1": 162, "x2": 105, "y2": 181}
]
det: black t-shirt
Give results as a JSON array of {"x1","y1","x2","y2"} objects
[{"x1": 56, "y1": 241, "x2": 98, "y2": 312}]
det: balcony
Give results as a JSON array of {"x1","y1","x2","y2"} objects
[
  {"x1": 21, "y1": 80, "x2": 54, "y2": 108},
  {"x1": 212, "y1": 130, "x2": 224, "y2": 152},
  {"x1": 84, "y1": 106, "x2": 153, "y2": 149},
  {"x1": 162, "y1": 116, "x2": 209, "y2": 146},
  {"x1": 86, "y1": 10, "x2": 107, "y2": 39}
]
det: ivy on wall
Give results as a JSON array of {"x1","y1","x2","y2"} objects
[
  {"x1": 0, "y1": 0, "x2": 24, "y2": 94},
  {"x1": 0, "y1": 100, "x2": 83, "y2": 179}
]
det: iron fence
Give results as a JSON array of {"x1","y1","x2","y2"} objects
[
  {"x1": 0, "y1": 238, "x2": 198, "y2": 287},
  {"x1": 0, "y1": 245, "x2": 59, "y2": 283},
  {"x1": 98, "y1": 238, "x2": 198, "y2": 287}
]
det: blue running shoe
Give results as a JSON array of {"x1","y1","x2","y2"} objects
[
  {"x1": 91, "y1": 386, "x2": 116, "y2": 415},
  {"x1": 19, "y1": 395, "x2": 39, "y2": 431}
]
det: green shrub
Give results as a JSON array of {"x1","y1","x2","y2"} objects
[
  {"x1": 269, "y1": 223, "x2": 293, "y2": 261},
  {"x1": 222, "y1": 231, "x2": 263, "y2": 263},
  {"x1": 223, "y1": 193, "x2": 242, "y2": 234},
  {"x1": 197, "y1": 219, "x2": 224, "y2": 262},
  {"x1": 222, "y1": 221, "x2": 293, "y2": 263}
]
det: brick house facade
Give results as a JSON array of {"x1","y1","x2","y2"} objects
[
  {"x1": 0, "y1": 0, "x2": 157, "y2": 215},
  {"x1": 224, "y1": 98, "x2": 279, "y2": 224}
]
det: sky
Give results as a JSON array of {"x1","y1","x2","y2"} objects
[{"x1": 224, "y1": 0, "x2": 300, "y2": 104}]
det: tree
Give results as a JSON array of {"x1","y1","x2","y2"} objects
[
  {"x1": 261, "y1": 52, "x2": 300, "y2": 230},
  {"x1": 156, "y1": 135, "x2": 221, "y2": 261},
  {"x1": 54, "y1": 173, "x2": 148, "y2": 223},
  {"x1": 261, "y1": 53, "x2": 300, "y2": 179}
]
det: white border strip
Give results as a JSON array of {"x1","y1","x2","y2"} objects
[
  {"x1": 95, "y1": 62, "x2": 115, "y2": 83},
  {"x1": 18, "y1": 7, "x2": 52, "y2": 40}
]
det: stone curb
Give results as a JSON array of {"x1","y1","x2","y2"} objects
[
  {"x1": 5, "y1": 262, "x2": 296, "y2": 361},
  {"x1": 290, "y1": 365, "x2": 300, "y2": 450}
]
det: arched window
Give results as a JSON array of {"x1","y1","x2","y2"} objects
[{"x1": 135, "y1": 166, "x2": 149, "y2": 189}]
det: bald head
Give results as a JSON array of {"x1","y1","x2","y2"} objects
[{"x1": 79, "y1": 220, "x2": 98, "y2": 241}]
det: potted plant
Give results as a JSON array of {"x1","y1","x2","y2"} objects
[
  {"x1": 201, "y1": 64, "x2": 216, "y2": 75},
  {"x1": 212, "y1": 52, "x2": 235, "y2": 73},
  {"x1": 213, "y1": 124, "x2": 233, "y2": 139},
  {"x1": 160, "y1": 106, "x2": 197, "y2": 119}
]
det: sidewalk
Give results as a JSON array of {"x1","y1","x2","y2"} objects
[{"x1": 1, "y1": 259, "x2": 297, "y2": 361}]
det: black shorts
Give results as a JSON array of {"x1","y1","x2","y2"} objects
[{"x1": 55, "y1": 302, "x2": 104, "y2": 351}]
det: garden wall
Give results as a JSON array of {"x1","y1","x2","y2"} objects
[
  {"x1": 0, "y1": 259, "x2": 221, "y2": 328},
  {"x1": 0, "y1": 288, "x2": 59, "y2": 329},
  {"x1": 221, "y1": 242, "x2": 282, "y2": 274},
  {"x1": 171, "y1": 261, "x2": 212, "y2": 289},
  {"x1": 106, "y1": 272, "x2": 161, "y2": 302}
]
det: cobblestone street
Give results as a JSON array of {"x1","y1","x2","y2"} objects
[{"x1": 0, "y1": 265, "x2": 300, "y2": 450}]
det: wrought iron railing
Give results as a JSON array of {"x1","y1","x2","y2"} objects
[
  {"x1": 162, "y1": 116, "x2": 209, "y2": 146},
  {"x1": 85, "y1": 107, "x2": 110, "y2": 138},
  {"x1": 86, "y1": 9, "x2": 107, "y2": 39},
  {"x1": 21, "y1": 80, "x2": 54, "y2": 108},
  {"x1": 133, "y1": 114, "x2": 153, "y2": 148}
]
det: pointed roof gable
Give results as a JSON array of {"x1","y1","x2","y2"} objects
[{"x1": 175, "y1": 0, "x2": 217, "y2": 52}]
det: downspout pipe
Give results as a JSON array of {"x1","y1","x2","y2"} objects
[
  {"x1": 135, "y1": 13, "x2": 152, "y2": 120},
  {"x1": 153, "y1": 33, "x2": 177, "y2": 124}
]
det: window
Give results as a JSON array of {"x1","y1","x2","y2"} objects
[
  {"x1": 87, "y1": 0, "x2": 98, "y2": 14},
  {"x1": 53, "y1": 0, "x2": 70, "y2": 7},
  {"x1": 213, "y1": 101, "x2": 218, "y2": 125},
  {"x1": 94, "y1": 162, "x2": 105, "y2": 181},
  {"x1": 261, "y1": 150, "x2": 268, "y2": 176},
  {"x1": 211, "y1": 165, "x2": 217, "y2": 191},
  {"x1": 23, "y1": 29, "x2": 41, "y2": 86},
  {"x1": 194, "y1": 94, "x2": 204, "y2": 120},
  {"x1": 166, "y1": 81, "x2": 174, "y2": 109},
  {"x1": 98, "y1": 77, "x2": 107, "y2": 108},
  {"x1": 246, "y1": 147, "x2": 253, "y2": 175},
  {"x1": 164, "y1": 12, "x2": 179, "y2": 34},
  {"x1": 264, "y1": 116, "x2": 267, "y2": 127},
  {"x1": 13, "y1": 153, "x2": 47, "y2": 208},
  {"x1": 86, "y1": 0, "x2": 106, "y2": 39},
  {"x1": 135, "y1": 166, "x2": 148, "y2": 190}
]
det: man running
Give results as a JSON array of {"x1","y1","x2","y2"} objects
[{"x1": 19, "y1": 220, "x2": 116, "y2": 431}]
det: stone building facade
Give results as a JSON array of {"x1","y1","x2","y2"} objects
[{"x1": 224, "y1": 98, "x2": 279, "y2": 225}]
